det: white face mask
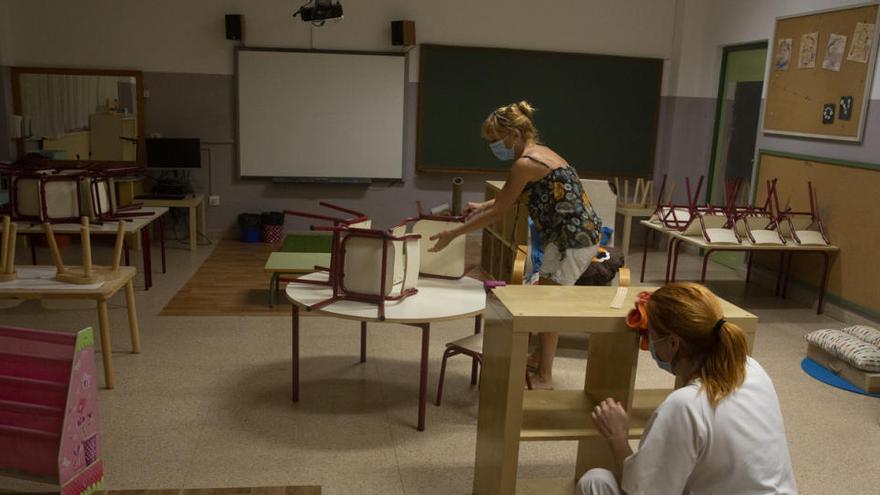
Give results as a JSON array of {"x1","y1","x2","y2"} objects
[
  {"x1": 648, "y1": 333, "x2": 675, "y2": 374},
  {"x1": 489, "y1": 139, "x2": 515, "y2": 161}
]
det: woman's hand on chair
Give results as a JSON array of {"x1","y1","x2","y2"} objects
[{"x1": 429, "y1": 230, "x2": 456, "y2": 252}]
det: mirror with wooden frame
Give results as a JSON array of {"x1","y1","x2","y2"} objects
[{"x1": 11, "y1": 67, "x2": 145, "y2": 166}]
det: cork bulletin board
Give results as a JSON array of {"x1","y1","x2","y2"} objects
[
  {"x1": 755, "y1": 150, "x2": 880, "y2": 314},
  {"x1": 763, "y1": 3, "x2": 880, "y2": 141}
]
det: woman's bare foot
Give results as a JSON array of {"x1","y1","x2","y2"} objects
[
  {"x1": 527, "y1": 370, "x2": 554, "y2": 390},
  {"x1": 527, "y1": 353, "x2": 540, "y2": 372}
]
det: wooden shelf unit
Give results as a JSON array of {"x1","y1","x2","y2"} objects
[
  {"x1": 473, "y1": 285, "x2": 758, "y2": 494},
  {"x1": 520, "y1": 388, "x2": 669, "y2": 442},
  {"x1": 479, "y1": 179, "x2": 618, "y2": 282},
  {"x1": 481, "y1": 181, "x2": 529, "y2": 282}
]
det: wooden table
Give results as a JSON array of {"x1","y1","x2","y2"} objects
[
  {"x1": 0, "y1": 265, "x2": 141, "y2": 389},
  {"x1": 264, "y1": 252, "x2": 331, "y2": 307},
  {"x1": 285, "y1": 272, "x2": 486, "y2": 431},
  {"x1": 9, "y1": 207, "x2": 168, "y2": 290},
  {"x1": 138, "y1": 194, "x2": 206, "y2": 252},
  {"x1": 473, "y1": 285, "x2": 757, "y2": 494},
  {"x1": 638, "y1": 220, "x2": 840, "y2": 314},
  {"x1": 616, "y1": 205, "x2": 654, "y2": 263}
]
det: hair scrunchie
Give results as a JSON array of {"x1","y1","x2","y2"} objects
[{"x1": 626, "y1": 291, "x2": 653, "y2": 350}]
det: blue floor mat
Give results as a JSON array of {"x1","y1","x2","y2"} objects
[{"x1": 800, "y1": 358, "x2": 880, "y2": 398}]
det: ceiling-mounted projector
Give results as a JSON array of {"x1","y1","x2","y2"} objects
[{"x1": 293, "y1": 0, "x2": 343, "y2": 25}]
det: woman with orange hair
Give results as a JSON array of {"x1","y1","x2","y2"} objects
[
  {"x1": 578, "y1": 282, "x2": 797, "y2": 494},
  {"x1": 429, "y1": 101, "x2": 604, "y2": 389}
]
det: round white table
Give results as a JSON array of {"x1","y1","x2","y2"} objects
[{"x1": 285, "y1": 272, "x2": 486, "y2": 431}]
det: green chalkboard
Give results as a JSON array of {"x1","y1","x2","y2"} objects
[{"x1": 417, "y1": 44, "x2": 663, "y2": 177}]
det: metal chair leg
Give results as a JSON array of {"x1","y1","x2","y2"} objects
[{"x1": 435, "y1": 347, "x2": 455, "y2": 406}]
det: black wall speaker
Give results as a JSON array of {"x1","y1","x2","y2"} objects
[
  {"x1": 391, "y1": 20, "x2": 415, "y2": 46},
  {"x1": 226, "y1": 14, "x2": 243, "y2": 41}
]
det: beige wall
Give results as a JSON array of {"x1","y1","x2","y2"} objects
[
  {"x1": 675, "y1": 0, "x2": 880, "y2": 98},
  {"x1": 5, "y1": 0, "x2": 677, "y2": 78}
]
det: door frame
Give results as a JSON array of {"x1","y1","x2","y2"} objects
[{"x1": 706, "y1": 41, "x2": 768, "y2": 202}]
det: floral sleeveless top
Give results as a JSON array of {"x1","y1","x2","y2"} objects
[{"x1": 521, "y1": 160, "x2": 602, "y2": 257}]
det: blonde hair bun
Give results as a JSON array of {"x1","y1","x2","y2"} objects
[
  {"x1": 481, "y1": 100, "x2": 540, "y2": 142},
  {"x1": 515, "y1": 100, "x2": 535, "y2": 119}
]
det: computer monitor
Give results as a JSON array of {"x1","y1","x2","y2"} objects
[{"x1": 145, "y1": 138, "x2": 201, "y2": 168}]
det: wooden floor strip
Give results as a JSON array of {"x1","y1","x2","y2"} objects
[{"x1": 161, "y1": 238, "x2": 486, "y2": 317}]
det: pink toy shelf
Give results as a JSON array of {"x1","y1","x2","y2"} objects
[{"x1": 0, "y1": 325, "x2": 103, "y2": 495}]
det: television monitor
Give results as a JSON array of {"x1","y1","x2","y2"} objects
[{"x1": 145, "y1": 138, "x2": 201, "y2": 168}]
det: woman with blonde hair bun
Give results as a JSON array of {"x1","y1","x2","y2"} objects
[
  {"x1": 579, "y1": 282, "x2": 797, "y2": 495},
  {"x1": 429, "y1": 100, "x2": 605, "y2": 389}
]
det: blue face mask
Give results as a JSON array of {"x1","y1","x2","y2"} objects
[
  {"x1": 649, "y1": 333, "x2": 675, "y2": 374},
  {"x1": 489, "y1": 139, "x2": 516, "y2": 161}
]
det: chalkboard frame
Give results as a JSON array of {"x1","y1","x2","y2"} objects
[{"x1": 416, "y1": 44, "x2": 663, "y2": 177}]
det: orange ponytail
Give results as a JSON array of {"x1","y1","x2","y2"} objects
[{"x1": 645, "y1": 283, "x2": 748, "y2": 408}]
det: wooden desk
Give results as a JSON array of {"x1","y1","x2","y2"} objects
[
  {"x1": 473, "y1": 285, "x2": 757, "y2": 494},
  {"x1": 0, "y1": 265, "x2": 141, "y2": 389},
  {"x1": 8, "y1": 207, "x2": 168, "y2": 290},
  {"x1": 138, "y1": 194, "x2": 206, "y2": 251},
  {"x1": 285, "y1": 272, "x2": 486, "y2": 431},
  {"x1": 638, "y1": 220, "x2": 839, "y2": 314}
]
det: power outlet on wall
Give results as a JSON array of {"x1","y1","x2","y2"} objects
[{"x1": 209, "y1": 195, "x2": 221, "y2": 206}]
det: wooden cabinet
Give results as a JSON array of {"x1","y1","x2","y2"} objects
[
  {"x1": 473, "y1": 285, "x2": 758, "y2": 494},
  {"x1": 89, "y1": 112, "x2": 137, "y2": 160}
]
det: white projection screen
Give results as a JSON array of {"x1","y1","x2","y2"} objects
[{"x1": 237, "y1": 49, "x2": 405, "y2": 179}]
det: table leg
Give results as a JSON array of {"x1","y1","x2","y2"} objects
[
  {"x1": 124, "y1": 281, "x2": 141, "y2": 354},
  {"x1": 775, "y1": 252, "x2": 785, "y2": 296},
  {"x1": 292, "y1": 304, "x2": 300, "y2": 402},
  {"x1": 700, "y1": 249, "x2": 713, "y2": 283},
  {"x1": 817, "y1": 252, "x2": 830, "y2": 315},
  {"x1": 360, "y1": 321, "x2": 367, "y2": 363},
  {"x1": 159, "y1": 215, "x2": 166, "y2": 274},
  {"x1": 746, "y1": 252, "x2": 754, "y2": 284},
  {"x1": 140, "y1": 227, "x2": 152, "y2": 290},
  {"x1": 471, "y1": 315, "x2": 482, "y2": 385},
  {"x1": 269, "y1": 272, "x2": 277, "y2": 307},
  {"x1": 418, "y1": 323, "x2": 430, "y2": 431},
  {"x1": 198, "y1": 201, "x2": 207, "y2": 245},
  {"x1": 782, "y1": 252, "x2": 793, "y2": 299},
  {"x1": 622, "y1": 214, "x2": 633, "y2": 265},
  {"x1": 664, "y1": 237, "x2": 675, "y2": 283},
  {"x1": 97, "y1": 300, "x2": 114, "y2": 389},
  {"x1": 27, "y1": 234, "x2": 37, "y2": 265},
  {"x1": 639, "y1": 226, "x2": 651, "y2": 283},
  {"x1": 670, "y1": 239, "x2": 683, "y2": 283},
  {"x1": 189, "y1": 205, "x2": 197, "y2": 252},
  {"x1": 124, "y1": 239, "x2": 130, "y2": 266}
]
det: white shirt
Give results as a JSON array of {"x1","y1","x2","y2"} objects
[{"x1": 622, "y1": 357, "x2": 798, "y2": 495}]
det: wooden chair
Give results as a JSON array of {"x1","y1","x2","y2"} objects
[
  {"x1": 42, "y1": 217, "x2": 126, "y2": 285},
  {"x1": 392, "y1": 202, "x2": 467, "y2": 279},
  {"x1": 87, "y1": 165, "x2": 151, "y2": 222},
  {"x1": 435, "y1": 310, "x2": 533, "y2": 406},
  {"x1": 776, "y1": 181, "x2": 831, "y2": 246},
  {"x1": 734, "y1": 179, "x2": 786, "y2": 245},
  {"x1": 9, "y1": 168, "x2": 85, "y2": 224},
  {"x1": 288, "y1": 223, "x2": 421, "y2": 321}
]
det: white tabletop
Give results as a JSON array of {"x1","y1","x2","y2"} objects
[
  {"x1": 0, "y1": 265, "x2": 104, "y2": 290},
  {"x1": 7, "y1": 207, "x2": 168, "y2": 235},
  {"x1": 285, "y1": 272, "x2": 486, "y2": 323}
]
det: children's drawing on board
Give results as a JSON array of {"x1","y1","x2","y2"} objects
[
  {"x1": 799, "y1": 32, "x2": 818, "y2": 69},
  {"x1": 822, "y1": 33, "x2": 847, "y2": 71},
  {"x1": 776, "y1": 38, "x2": 792, "y2": 70},
  {"x1": 848, "y1": 22, "x2": 875, "y2": 63}
]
